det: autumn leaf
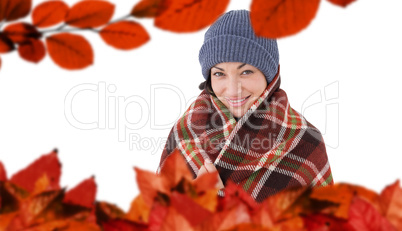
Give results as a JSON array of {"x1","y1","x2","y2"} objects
[
  {"x1": 192, "y1": 171, "x2": 219, "y2": 194},
  {"x1": 131, "y1": 0, "x2": 171, "y2": 18},
  {"x1": 3, "y1": 22, "x2": 42, "y2": 44},
  {"x1": 0, "y1": 0, "x2": 31, "y2": 22},
  {"x1": 147, "y1": 202, "x2": 169, "y2": 231},
  {"x1": 170, "y1": 191, "x2": 212, "y2": 227},
  {"x1": 347, "y1": 196, "x2": 396, "y2": 231},
  {"x1": 135, "y1": 167, "x2": 167, "y2": 207},
  {"x1": 10, "y1": 149, "x2": 61, "y2": 193},
  {"x1": 250, "y1": 0, "x2": 321, "y2": 38},
  {"x1": 63, "y1": 177, "x2": 97, "y2": 208},
  {"x1": 65, "y1": 0, "x2": 115, "y2": 28},
  {"x1": 0, "y1": 161, "x2": 7, "y2": 181},
  {"x1": 193, "y1": 189, "x2": 218, "y2": 212},
  {"x1": 310, "y1": 183, "x2": 381, "y2": 219},
  {"x1": 380, "y1": 180, "x2": 402, "y2": 230},
  {"x1": 154, "y1": 0, "x2": 230, "y2": 32},
  {"x1": 45, "y1": 33, "x2": 94, "y2": 70},
  {"x1": 102, "y1": 219, "x2": 148, "y2": 231},
  {"x1": 99, "y1": 21, "x2": 150, "y2": 50},
  {"x1": 126, "y1": 195, "x2": 151, "y2": 223},
  {"x1": 18, "y1": 38, "x2": 46, "y2": 63},
  {"x1": 32, "y1": 0, "x2": 69, "y2": 28},
  {"x1": 159, "y1": 148, "x2": 194, "y2": 189},
  {"x1": 96, "y1": 201, "x2": 126, "y2": 221},
  {"x1": 159, "y1": 206, "x2": 194, "y2": 231},
  {"x1": 0, "y1": 33, "x2": 15, "y2": 53},
  {"x1": 327, "y1": 0, "x2": 356, "y2": 7},
  {"x1": 303, "y1": 213, "x2": 350, "y2": 231}
]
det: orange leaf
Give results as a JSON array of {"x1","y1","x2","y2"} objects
[
  {"x1": 32, "y1": 174, "x2": 52, "y2": 195},
  {"x1": 18, "y1": 38, "x2": 46, "y2": 63},
  {"x1": 250, "y1": 0, "x2": 321, "y2": 38},
  {"x1": 0, "y1": 212, "x2": 18, "y2": 231},
  {"x1": 135, "y1": 167, "x2": 169, "y2": 207},
  {"x1": 220, "y1": 180, "x2": 260, "y2": 211},
  {"x1": 380, "y1": 180, "x2": 402, "y2": 230},
  {"x1": 303, "y1": 214, "x2": 350, "y2": 231},
  {"x1": 347, "y1": 196, "x2": 397, "y2": 231},
  {"x1": 225, "y1": 223, "x2": 270, "y2": 231},
  {"x1": 193, "y1": 189, "x2": 218, "y2": 212},
  {"x1": 10, "y1": 149, "x2": 61, "y2": 193},
  {"x1": 63, "y1": 176, "x2": 97, "y2": 208},
  {"x1": 154, "y1": 0, "x2": 230, "y2": 32},
  {"x1": 193, "y1": 171, "x2": 219, "y2": 194},
  {"x1": 131, "y1": 0, "x2": 171, "y2": 18},
  {"x1": 18, "y1": 189, "x2": 64, "y2": 226},
  {"x1": 32, "y1": 0, "x2": 69, "y2": 28},
  {"x1": 160, "y1": 207, "x2": 194, "y2": 231},
  {"x1": 96, "y1": 201, "x2": 126, "y2": 221},
  {"x1": 170, "y1": 191, "x2": 212, "y2": 227},
  {"x1": 45, "y1": 33, "x2": 94, "y2": 70},
  {"x1": 99, "y1": 21, "x2": 150, "y2": 50},
  {"x1": 327, "y1": 0, "x2": 356, "y2": 7},
  {"x1": 310, "y1": 183, "x2": 380, "y2": 219},
  {"x1": 260, "y1": 186, "x2": 308, "y2": 222},
  {"x1": 125, "y1": 195, "x2": 151, "y2": 223},
  {"x1": 3, "y1": 22, "x2": 41, "y2": 44},
  {"x1": 0, "y1": 161, "x2": 7, "y2": 181},
  {"x1": 65, "y1": 0, "x2": 115, "y2": 28},
  {"x1": 0, "y1": 0, "x2": 31, "y2": 22},
  {"x1": 159, "y1": 149, "x2": 194, "y2": 189}
]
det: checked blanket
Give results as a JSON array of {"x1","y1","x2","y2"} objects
[{"x1": 157, "y1": 71, "x2": 334, "y2": 202}]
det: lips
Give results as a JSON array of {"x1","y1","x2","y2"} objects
[{"x1": 226, "y1": 95, "x2": 250, "y2": 107}]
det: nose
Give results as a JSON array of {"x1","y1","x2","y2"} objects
[{"x1": 226, "y1": 76, "x2": 242, "y2": 97}]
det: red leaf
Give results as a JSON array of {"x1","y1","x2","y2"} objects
[
  {"x1": 0, "y1": 162, "x2": 7, "y2": 181},
  {"x1": 380, "y1": 180, "x2": 402, "y2": 230},
  {"x1": 159, "y1": 149, "x2": 194, "y2": 189},
  {"x1": 0, "y1": 33, "x2": 15, "y2": 53},
  {"x1": 135, "y1": 167, "x2": 167, "y2": 207},
  {"x1": 45, "y1": 33, "x2": 94, "y2": 70},
  {"x1": 310, "y1": 183, "x2": 381, "y2": 219},
  {"x1": 63, "y1": 176, "x2": 97, "y2": 208},
  {"x1": 65, "y1": 0, "x2": 115, "y2": 28},
  {"x1": 99, "y1": 21, "x2": 150, "y2": 50},
  {"x1": 102, "y1": 219, "x2": 148, "y2": 231},
  {"x1": 0, "y1": 0, "x2": 31, "y2": 22},
  {"x1": 131, "y1": 0, "x2": 171, "y2": 18},
  {"x1": 327, "y1": 0, "x2": 356, "y2": 7},
  {"x1": 148, "y1": 203, "x2": 169, "y2": 231},
  {"x1": 159, "y1": 207, "x2": 194, "y2": 231},
  {"x1": 32, "y1": 0, "x2": 69, "y2": 28},
  {"x1": 250, "y1": 0, "x2": 321, "y2": 38},
  {"x1": 347, "y1": 196, "x2": 396, "y2": 231},
  {"x1": 170, "y1": 191, "x2": 212, "y2": 226},
  {"x1": 3, "y1": 22, "x2": 41, "y2": 44},
  {"x1": 220, "y1": 180, "x2": 260, "y2": 211},
  {"x1": 17, "y1": 38, "x2": 46, "y2": 63},
  {"x1": 154, "y1": 0, "x2": 230, "y2": 32},
  {"x1": 10, "y1": 150, "x2": 61, "y2": 193},
  {"x1": 303, "y1": 213, "x2": 352, "y2": 231}
]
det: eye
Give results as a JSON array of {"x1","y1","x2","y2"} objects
[
  {"x1": 212, "y1": 72, "x2": 224, "y2": 77},
  {"x1": 242, "y1": 70, "x2": 253, "y2": 75}
]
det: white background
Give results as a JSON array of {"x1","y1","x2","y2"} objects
[{"x1": 1, "y1": 0, "x2": 401, "y2": 211}]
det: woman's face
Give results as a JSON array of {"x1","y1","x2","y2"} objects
[{"x1": 210, "y1": 62, "x2": 268, "y2": 118}]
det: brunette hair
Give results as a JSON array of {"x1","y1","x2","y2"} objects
[{"x1": 198, "y1": 71, "x2": 216, "y2": 97}]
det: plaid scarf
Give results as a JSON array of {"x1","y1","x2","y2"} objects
[{"x1": 157, "y1": 71, "x2": 334, "y2": 202}]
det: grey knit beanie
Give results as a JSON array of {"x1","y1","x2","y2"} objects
[{"x1": 199, "y1": 10, "x2": 279, "y2": 84}]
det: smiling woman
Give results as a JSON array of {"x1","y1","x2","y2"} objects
[{"x1": 158, "y1": 9, "x2": 334, "y2": 202}]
